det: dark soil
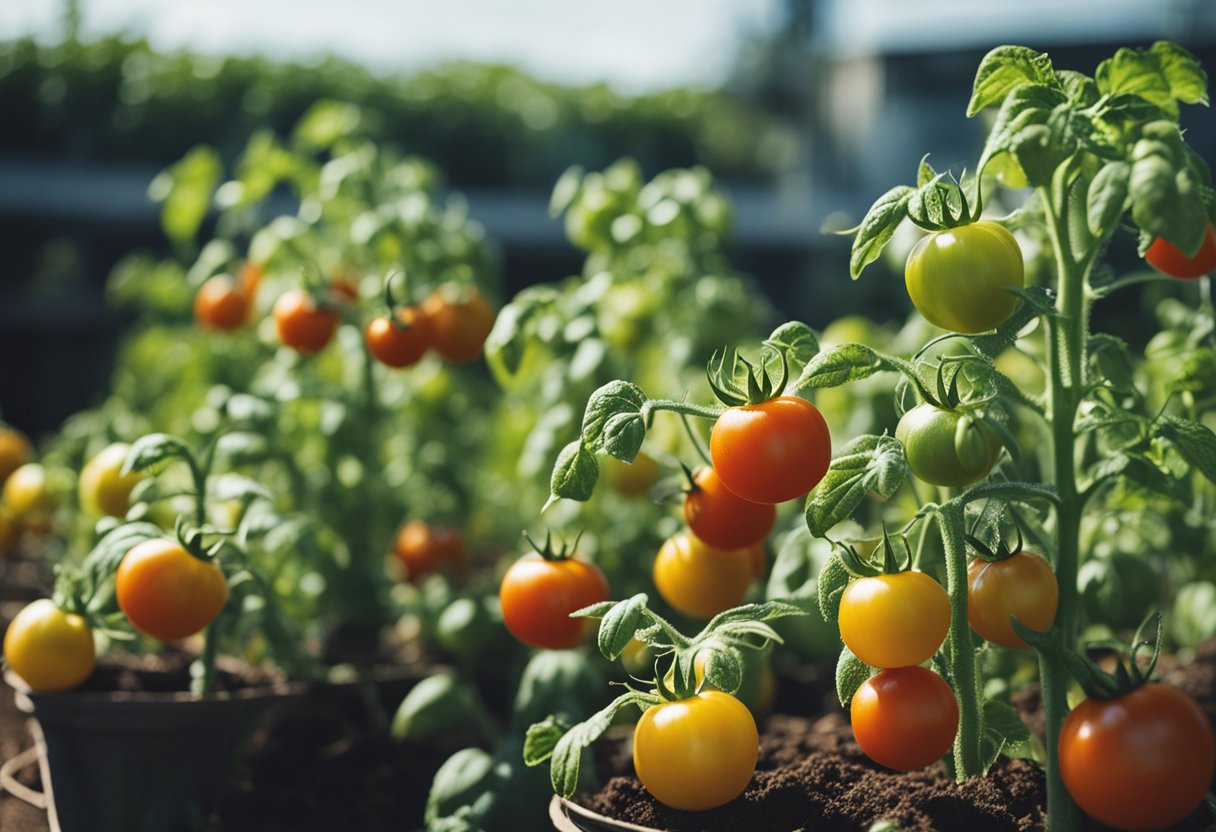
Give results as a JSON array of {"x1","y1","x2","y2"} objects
[{"x1": 577, "y1": 644, "x2": 1216, "y2": 832}]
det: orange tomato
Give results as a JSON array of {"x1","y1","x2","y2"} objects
[{"x1": 116, "y1": 539, "x2": 228, "y2": 641}]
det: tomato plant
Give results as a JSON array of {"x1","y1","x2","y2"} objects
[
  {"x1": 653, "y1": 530, "x2": 754, "y2": 620},
  {"x1": 837, "y1": 562, "x2": 950, "y2": 669},
  {"x1": 194, "y1": 274, "x2": 250, "y2": 331},
  {"x1": 273, "y1": 288, "x2": 339, "y2": 354},
  {"x1": 967, "y1": 550, "x2": 1057, "y2": 650},
  {"x1": 904, "y1": 220, "x2": 1025, "y2": 334},
  {"x1": 78, "y1": 442, "x2": 142, "y2": 518},
  {"x1": 117, "y1": 538, "x2": 228, "y2": 641},
  {"x1": 633, "y1": 690, "x2": 759, "y2": 810},
  {"x1": 896, "y1": 402, "x2": 1002, "y2": 488},
  {"x1": 1144, "y1": 223, "x2": 1216, "y2": 278},
  {"x1": 850, "y1": 666, "x2": 959, "y2": 771},
  {"x1": 421, "y1": 288, "x2": 495, "y2": 364},
  {"x1": 683, "y1": 466, "x2": 776, "y2": 550},
  {"x1": 2, "y1": 599, "x2": 96, "y2": 692},
  {"x1": 710, "y1": 396, "x2": 831, "y2": 504},
  {"x1": 366, "y1": 307, "x2": 432, "y2": 368},
  {"x1": 499, "y1": 536, "x2": 608, "y2": 650}
]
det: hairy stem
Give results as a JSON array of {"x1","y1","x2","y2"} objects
[{"x1": 938, "y1": 500, "x2": 982, "y2": 778}]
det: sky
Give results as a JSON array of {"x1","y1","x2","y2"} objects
[{"x1": 0, "y1": 0, "x2": 782, "y2": 92}]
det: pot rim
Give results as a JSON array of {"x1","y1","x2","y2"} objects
[
  {"x1": 550, "y1": 794, "x2": 665, "y2": 832},
  {"x1": 4, "y1": 669, "x2": 306, "y2": 711}
]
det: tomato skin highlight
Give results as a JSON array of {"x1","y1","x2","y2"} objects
[
  {"x1": 896, "y1": 403, "x2": 1002, "y2": 488},
  {"x1": 1060, "y1": 683, "x2": 1215, "y2": 831},
  {"x1": 365, "y1": 307, "x2": 432, "y2": 368},
  {"x1": 3, "y1": 599, "x2": 96, "y2": 692},
  {"x1": 684, "y1": 466, "x2": 776, "y2": 550},
  {"x1": 421, "y1": 289, "x2": 495, "y2": 363},
  {"x1": 116, "y1": 539, "x2": 228, "y2": 641},
  {"x1": 1144, "y1": 224, "x2": 1216, "y2": 279},
  {"x1": 709, "y1": 396, "x2": 831, "y2": 504},
  {"x1": 194, "y1": 275, "x2": 250, "y2": 331},
  {"x1": 838, "y1": 571, "x2": 950, "y2": 668},
  {"x1": 851, "y1": 666, "x2": 959, "y2": 771},
  {"x1": 79, "y1": 442, "x2": 142, "y2": 518},
  {"x1": 394, "y1": 521, "x2": 464, "y2": 580},
  {"x1": 633, "y1": 691, "x2": 759, "y2": 810},
  {"x1": 904, "y1": 220, "x2": 1024, "y2": 334},
  {"x1": 652, "y1": 531, "x2": 753, "y2": 620},
  {"x1": 499, "y1": 554, "x2": 608, "y2": 650},
  {"x1": 273, "y1": 289, "x2": 339, "y2": 355},
  {"x1": 967, "y1": 552, "x2": 1057, "y2": 649}
]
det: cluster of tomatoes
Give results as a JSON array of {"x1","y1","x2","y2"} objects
[
  {"x1": 0, "y1": 427, "x2": 49, "y2": 556},
  {"x1": 195, "y1": 263, "x2": 497, "y2": 368}
]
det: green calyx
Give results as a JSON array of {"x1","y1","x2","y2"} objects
[
  {"x1": 1065, "y1": 612, "x2": 1163, "y2": 700},
  {"x1": 836, "y1": 524, "x2": 911, "y2": 578},
  {"x1": 965, "y1": 520, "x2": 1024, "y2": 563},
  {"x1": 524, "y1": 529, "x2": 581, "y2": 562},
  {"x1": 706, "y1": 346, "x2": 789, "y2": 407}
]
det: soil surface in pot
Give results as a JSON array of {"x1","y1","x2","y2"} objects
[{"x1": 579, "y1": 643, "x2": 1216, "y2": 832}]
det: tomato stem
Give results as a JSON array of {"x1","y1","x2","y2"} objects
[
  {"x1": 642, "y1": 400, "x2": 726, "y2": 424},
  {"x1": 938, "y1": 500, "x2": 982, "y2": 777}
]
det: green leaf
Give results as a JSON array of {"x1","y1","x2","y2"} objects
[
  {"x1": 849, "y1": 186, "x2": 914, "y2": 279},
  {"x1": 548, "y1": 691, "x2": 653, "y2": 798},
  {"x1": 484, "y1": 300, "x2": 538, "y2": 381},
  {"x1": 766, "y1": 321, "x2": 820, "y2": 378},
  {"x1": 1169, "y1": 348, "x2": 1216, "y2": 395},
  {"x1": 917, "y1": 155, "x2": 938, "y2": 187},
  {"x1": 292, "y1": 100, "x2": 362, "y2": 149},
  {"x1": 548, "y1": 441, "x2": 599, "y2": 503},
  {"x1": 1087, "y1": 162, "x2": 1131, "y2": 236},
  {"x1": 1170, "y1": 582, "x2": 1216, "y2": 649},
  {"x1": 522, "y1": 716, "x2": 567, "y2": 766},
  {"x1": 425, "y1": 748, "x2": 498, "y2": 828},
  {"x1": 817, "y1": 552, "x2": 851, "y2": 625},
  {"x1": 967, "y1": 46, "x2": 1055, "y2": 117},
  {"x1": 209, "y1": 474, "x2": 272, "y2": 505},
  {"x1": 805, "y1": 435, "x2": 907, "y2": 537},
  {"x1": 1154, "y1": 416, "x2": 1216, "y2": 485},
  {"x1": 147, "y1": 145, "x2": 221, "y2": 243},
  {"x1": 976, "y1": 84, "x2": 1066, "y2": 187},
  {"x1": 794, "y1": 344, "x2": 915, "y2": 395},
  {"x1": 121, "y1": 433, "x2": 192, "y2": 476},
  {"x1": 969, "y1": 286, "x2": 1055, "y2": 359},
  {"x1": 1058, "y1": 70, "x2": 1099, "y2": 106},
  {"x1": 80, "y1": 522, "x2": 163, "y2": 612},
  {"x1": 1151, "y1": 42, "x2": 1209, "y2": 106},
  {"x1": 511, "y1": 650, "x2": 603, "y2": 730},
  {"x1": 392, "y1": 674, "x2": 487, "y2": 742},
  {"x1": 1129, "y1": 123, "x2": 1208, "y2": 256},
  {"x1": 596, "y1": 594, "x2": 649, "y2": 660},
  {"x1": 1087, "y1": 334, "x2": 1136, "y2": 392},
  {"x1": 983, "y1": 699, "x2": 1035, "y2": 763},
  {"x1": 1097, "y1": 47, "x2": 1178, "y2": 115},
  {"x1": 214, "y1": 432, "x2": 270, "y2": 467},
  {"x1": 550, "y1": 166, "x2": 585, "y2": 217},
  {"x1": 836, "y1": 646, "x2": 872, "y2": 707},
  {"x1": 579, "y1": 381, "x2": 648, "y2": 458},
  {"x1": 705, "y1": 600, "x2": 808, "y2": 628},
  {"x1": 698, "y1": 646, "x2": 743, "y2": 695}
]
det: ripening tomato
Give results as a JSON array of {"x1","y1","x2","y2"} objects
[
  {"x1": 3, "y1": 599, "x2": 95, "y2": 692},
  {"x1": 967, "y1": 552, "x2": 1058, "y2": 649},
  {"x1": 499, "y1": 553, "x2": 608, "y2": 649},
  {"x1": 838, "y1": 570, "x2": 950, "y2": 668},
  {"x1": 79, "y1": 442, "x2": 142, "y2": 518},
  {"x1": 896, "y1": 403, "x2": 1003, "y2": 488},
  {"x1": 1144, "y1": 224, "x2": 1216, "y2": 279},
  {"x1": 0, "y1": 427, "x2": 32, "y2": 484},
  {"x1": 329, "y1": 271, "x2": 360, "y2": 303},
  {"x1": 421, "y1": 288, "x2": 496, "y2": 363},
  {"x1": 194, "y1": 275, "x2": 250, "y2": 331},
  {"x1": 603, "y1": 453, "x2": 661, "y2": 498},
  {"x1": 273, "y1": 289, "x2": 339, "y2": 354},
  {"x1": 366, "y1": 307, "x2": 432, "y2": 368},
  {"x1": 851, "y1": 666, "x2": 958, "y2": 770},
  {"x1": 905, "y1": 220, "x2": 1025, "y2": 334},
  {"x1": 653, "y1": 531, "x2": 753, "y2": 619},
  {"x1": 709, "y1": 396, "x2": 831, "y2": 504},
  {"x1": 1060, "y1": 683, "x2": 1215, "y2": 831},
  {"x1": 3, "y1": 463, "x2": 54, "y2": 520},
  {"x1": 633, "y1": 691, "x2": 759, "y2": 810},
  {"x1": 394, "y1": 521, "x2": 465, "y2": 580},
  {"x1": 116, "y1": 539, "x2": 228, "y2": 641},
  {"x1": 684, "y1": 466, "x2": 776, "y2": 550},
  {"x1": 236, "y1": 261, "x2": 263, "y2": 298},
  {"x1": 0, "y1": 510, "x2": 17, "y2": 558}
]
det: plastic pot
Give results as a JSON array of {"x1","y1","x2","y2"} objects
[{"x1": 550, "y1": 794, "x2": 661, "y2": 832}]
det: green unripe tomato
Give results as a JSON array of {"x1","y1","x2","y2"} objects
[
  {"x1": 896, "y1": 403, "x2": 1003, "y2": 488},
  {"x1": 905, "y1": 221, "x2": 1025, "y2": 334},
  {"x1": 1078, "y1": 554, "x2": 1161, "y2": 631}
]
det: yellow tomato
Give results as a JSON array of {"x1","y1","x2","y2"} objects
[
  {"x1": 0, "y1": 428, "x2": 32, "y2": 484},
  {"x1": 653, "y1": 532, "x2": 753, "y2": 619},
  {"x1": 838, "y1": 571, "x2": 950, "y2": 668},
  {"x1": 3, "y1": 463, "x2": 54, "y2": 519},
  {"x1": 633, "y1": 691, "x2": 758, "y2": 810},
  {"x1": 3, "y1": 599, "x2": 96, "y2": 692},
  {"x1": 79, "y1": 443, "x2": 142, "y2": 518},
  {"x1": 603, "y1": 452, "x2": 661, "y2": 498}
]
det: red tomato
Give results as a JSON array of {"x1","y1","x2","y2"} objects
[
  {"x1": 394, "y1": 521, "x2": 465, "y2": 580},
  {"x1": 1145, "y1": 224, "x2": 1216, "y2": 279},
  {"x1": 499, "y1": 553, "x2": 608, "y2": 649},
  {"x1": 421, "y1": 288, "x2": 496, "y2": 364},
  {"x1": 116, "y1": 539, "x2": 228, "y2": 641},
  {"x1": 273, "y1": 289, "x2": 339, "y2": 354},
  {"x1": 684, "y1": 467, "x2": 776, "y2": 550},
  {"x1": 851, "y1": 666, "x2": 958, "y2": 771},
  {"x1": 966, "y1": 552, "x2": 1057, "y2": 649},
  {"x1": 366, "y1": 307, "x2": 432, "y2": 368},
  {"x1": 195, "y1": 275, "x2": 250, "y2": 331},
  {"x1": 1060, "y1": 683, "x2": 1215, "y2": 831},
  {"x1": 709, "y1": 397, "x2": 831, "y2": 504}
]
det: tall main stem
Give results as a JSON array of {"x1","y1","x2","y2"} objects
[
  {"x1": 1038, "y1": 174, "x2": 1091, "y2": 832},
  {"x1": 938, "y1": 500, "x2": 982, "y2": 776}
]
